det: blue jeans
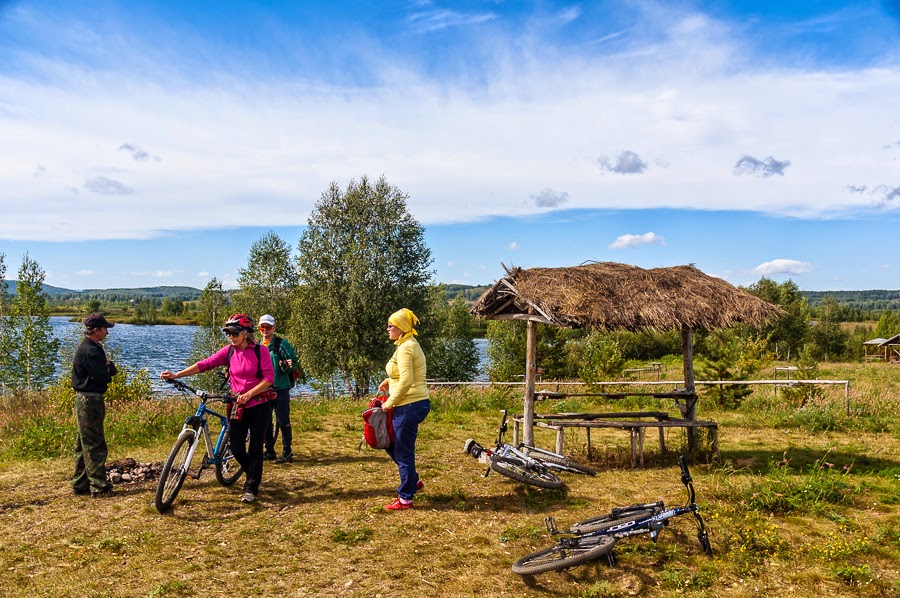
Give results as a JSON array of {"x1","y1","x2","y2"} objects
[{"x1": 385, "y1": 399, "x2": 431, "y2": 500}]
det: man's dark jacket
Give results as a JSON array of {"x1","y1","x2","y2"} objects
[{"x1": 72, "y1": 337, "x2": 116, "y2": 393}]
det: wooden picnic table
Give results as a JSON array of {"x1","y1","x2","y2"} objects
[{"x1": 517, "y1": 390, "x2": 716, "y2": 467}]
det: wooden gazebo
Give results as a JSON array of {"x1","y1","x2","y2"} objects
[
  {"x1": 865, "y1": 335, "x2": 900, "y2": 362},
  {"x1": 470, "y1": 262, "x2": 782, "y2": 446}
]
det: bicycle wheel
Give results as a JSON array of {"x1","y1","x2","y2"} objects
[
  {"x1": 512, "y1": 535, "x2": 616, "y2": 575},
  {"x1": 526, "y1": 450, "x2": 597, "y2": 476},
  {"x1": 570, "y1": 508, "x2": 658, "y2": 534},
  {"x1": 155, "y1": 429, "x2": 196, "y2": 513},
  {"x1": 490, "y1": 456, "x2": 563, "y2": 489},
  {"x1": 214, "y1": 429, "x2": 244, "y2": 486}
]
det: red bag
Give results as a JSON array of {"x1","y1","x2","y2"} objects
[{"x1": 361, "y1": 396, "x2": 394, "y2": 450}]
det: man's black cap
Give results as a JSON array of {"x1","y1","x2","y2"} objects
[{"x1": 84, "y1": 313, "x2": 115, "y2": 329}]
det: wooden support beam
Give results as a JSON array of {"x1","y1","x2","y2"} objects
[{"x1": 523, "y1": 318, "x2": 537, "y2": 446}]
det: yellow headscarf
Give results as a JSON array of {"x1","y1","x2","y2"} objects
[{"x1": 388, "y1": 308, "x2": 419, "y2": 345}]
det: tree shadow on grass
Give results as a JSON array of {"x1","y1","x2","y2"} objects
[
  {"x1": 517, "y1": 558, "x2": 656, "y2": 595},
  {"x1": 717, "y1": 448, "x2": 900, "y2": 475}
]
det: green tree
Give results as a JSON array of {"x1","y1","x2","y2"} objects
[
  {"x1": 485, "y1": 320, "x2": 577, "y2": 382},
  {"x1": 0, "y1": 253, "x2": 9, "y2": 391},
  {"x1": 574, "y1": 330, "x2": 626, "y2": 383},
  {"x1": 133, "y1": 298, "x2": 158, "y2": 324},
  {"x1": 232, "y1": 230, "x2": 297, "y2": 329},
  {"x1": 747, "y1": 277, "x2": 810, "y2": 360},
  {"x1": 424, "y1": 290, "x2": 480, "y2": 381},
  {"x1": 875, "y1": 310, "x2": 899, "y2": 339},
  {"x1": 697, "y1": 329, "x2": 769, "y2": 408},
  {"x1": 85, "y1": 299, "x2": 102, "y2": 314},
  {"x1": 809, "y1": 295, "x2": 848, "y2": 361},
  {"x1": 4, "y1": 254, "x2": 60, "y2": 391},
  {"x1": 294, "y1": 176, "x2": 433, "y2": 398},
  {"x1": 186, "y1": 278, "x2": 231, "y2": 392}
]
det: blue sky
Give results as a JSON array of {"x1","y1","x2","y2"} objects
[{"x1": 1, "y1": 1, "x2": 899, "y2": 291}]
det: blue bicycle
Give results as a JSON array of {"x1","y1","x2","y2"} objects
[
  {"x1": 154, "y1": 379, "x2": 244, "y2": 513},
  {"x1": 512, "y1": 456, "x2": 712, "y2": 575}
]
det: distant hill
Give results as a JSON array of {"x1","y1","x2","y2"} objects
[
  {"x1": 80, "y1": 286, "x2": 203, "y2": 300},
  {"x1": 3, "y1": 280, "x2": 76, "y2": 296},
  {"x1": 4, "y1": 279, "x2": 894, "y2": 312},
  {"x1": 2, "y1": 281, "x2": 202, "y2": 301},
  {"x1": 443, "y1": 284, "x2": 491, "y2": 303},
  {"x1": 801, "y1": 290, "x2": 900, "y2": 311}
]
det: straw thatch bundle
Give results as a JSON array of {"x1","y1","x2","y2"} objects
[{"x1": 470, "y1": 262, "x2": 782, "y2": 332}]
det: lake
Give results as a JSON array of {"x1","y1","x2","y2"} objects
[{"x1": 50, "y1": 317, "x2": 489, "y2": 393}]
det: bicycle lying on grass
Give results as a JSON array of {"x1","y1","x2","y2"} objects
[
  {"x1": 464, "y1": 410, "x2": 596, "y2": 489},
  {"x1": 154, "y1": 379, "x2": 244, "y2": 513},
  {"x1": 511, "y1": 455, "x2": 712, "y2": 575}
]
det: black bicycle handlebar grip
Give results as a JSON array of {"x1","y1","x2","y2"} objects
[{"x1": 679, "y1": 455, "x2": 692, "y2": 484}]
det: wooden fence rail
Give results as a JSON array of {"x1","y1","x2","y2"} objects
[{"x1": 427, "y1": 379, "x2": 853, "y2": 413}]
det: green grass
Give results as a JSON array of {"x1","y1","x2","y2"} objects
[{"x1": 0, "y1": 362, "x2": 899, "y2": 596}]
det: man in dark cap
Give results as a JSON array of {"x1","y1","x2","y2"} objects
[{"x1": 71, "y1": 313, "x2": 117, "y2": 496}]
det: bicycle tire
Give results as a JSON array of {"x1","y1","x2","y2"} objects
[
  {"x1": 570, "y1": 508, "x2": 658, "y2": 534},
  {"x1": 525, "y1": 450, "x2": 597, "y2": 476},
  {"x1": 214, "y1": 429, "x2": 244, "y2": 486},
  {"x1": 155, "y1": 428, "x2": 196, "y2": 513},
  {"x1": 490, "y1": 456, "x2": 563, "y2": 489},
  {"x1": 512, "y1": 535, "x2": 616, "y2": 575}
]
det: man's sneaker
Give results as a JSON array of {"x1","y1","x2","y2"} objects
[
  {"x1": 384, "y1": 497, "x2": 413, "y2": 510},
  {"x1": 416, "y1": 480, "x2": 424, "y2": 492},
  {"x1": 91, "y1": 486, "x2": 114, "y2": 498},
  {"x1": 275, "y1": 452, "x2": 293, "y2": 464},
  {"x1": 263, "y1": 451, "x2": 277, "y2": 461},
  {"x1": 73, "y1": 486, "x2": 91, "y2": 496},
  {"x1": 240, "y1": 492, "x2": 256, "y2": 503}
]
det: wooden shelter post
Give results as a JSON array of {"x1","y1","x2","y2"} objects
[
  {"x1": 681, "y1": 325, "x2": 695, "y2": 400},
  {"x1": 523, "y1": 318, "x2": 537, "y2": 446},
  {"x1": 681, "y1": 325, "x2": 699, "y2": 451}
]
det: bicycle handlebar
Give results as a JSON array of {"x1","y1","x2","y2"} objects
[
  {"x1": 678, "y1": 455, "x2": 692, "y2": 484},
  {"x1": 165, "y1": 378, "x2": 235, "y2": 402},
  {"x1": 678, "y1": 454, "x2": 697, "y2": 504}
]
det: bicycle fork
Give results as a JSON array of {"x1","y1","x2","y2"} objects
[{"x1": 180, "y1": 424, "x2": 213, "y2": 480}]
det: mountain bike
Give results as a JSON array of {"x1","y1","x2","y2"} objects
[
  {"x1": 154, "y1": 379, "x2": 244, "y2": 513},
  {"x1": 511, "y1": 455, "x2": 712, "y2": 575},
  {"x1": 463, "y1": 410, "x2": 596, "y2": 489}
]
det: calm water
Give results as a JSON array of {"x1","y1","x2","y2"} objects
[{"x1": 50, "y1": 317, "x2": 489, "y2": 392}]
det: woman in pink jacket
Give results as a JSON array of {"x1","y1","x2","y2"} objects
[{"x1": 161, "y1": 314, "x2": 274, "y2": 504}]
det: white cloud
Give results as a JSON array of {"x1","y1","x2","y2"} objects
[
  {"x1": 77, "y1": 269, "x2": 95, "y2": 276},
  {"x1": 529, "y1": 188, "x2": 570, "y2": 208},
  {"x1": 609, "y1": 232, "x2": 665, "y2": 249},
  {"x1": 447, "y1": 260, "x2": 454, "y2": 267},
  {"x1": 880, "y1": 264, "x2": 891, "y2": 270},
  {"x1": 197, "y1": 271, "x2": 209, "y2": 277},
  {"x1": 152, "y1": 270, "x2": 173, "y2": 277},
  {"x1": 596, "y1": 150, "x2": 649, "y2": 175},
  {"x1": 0, "y1": 3, "x2": 898, "y2": 242},
  {"x1": 508, "y1": 241, "x2": 519, "y2": 250},
  {"x1": 752, "y1": 259, "x2": 812, "y2": 276},
  {"x1": 733, "y1": 155, "x2": 791, "y2": 177}
]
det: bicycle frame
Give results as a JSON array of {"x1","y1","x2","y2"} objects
[
  {"x1": 168, "y1": 380, "x2": 233, "y2": 477},
  {"x1": 479, "y1": 410, "x2": 550, "y2": 476},
  {"x1": 548, "y1": 456, "x2": 709, "y2": 548}
]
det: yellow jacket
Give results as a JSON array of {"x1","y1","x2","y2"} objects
[{"x1": 382, "y1": 337, "x2": 429, "y2": 409}]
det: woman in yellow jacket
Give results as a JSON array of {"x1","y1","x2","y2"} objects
[{"x1": 377, "y1": 308, "x2": 431, "y2": 510}]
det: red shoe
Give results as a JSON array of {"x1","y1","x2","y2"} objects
[
  {"x1": 416, "y1": 480, "x2": 424, "y2": 492},
  {"x1": 384, "y1": 497, "x2": 413, "y2": 510}
]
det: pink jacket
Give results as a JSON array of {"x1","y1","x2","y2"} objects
[{"x1": 197, "y1": 343, "x2": 275, "y2": 409}]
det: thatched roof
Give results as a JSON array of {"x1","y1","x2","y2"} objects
[{"x1": 470, "y1": 262, "x2": 782, "y2": 332}]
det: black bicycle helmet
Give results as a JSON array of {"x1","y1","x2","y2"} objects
[{"x1": 223, "y1": 313, "x2": 254, "y2": 333}]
